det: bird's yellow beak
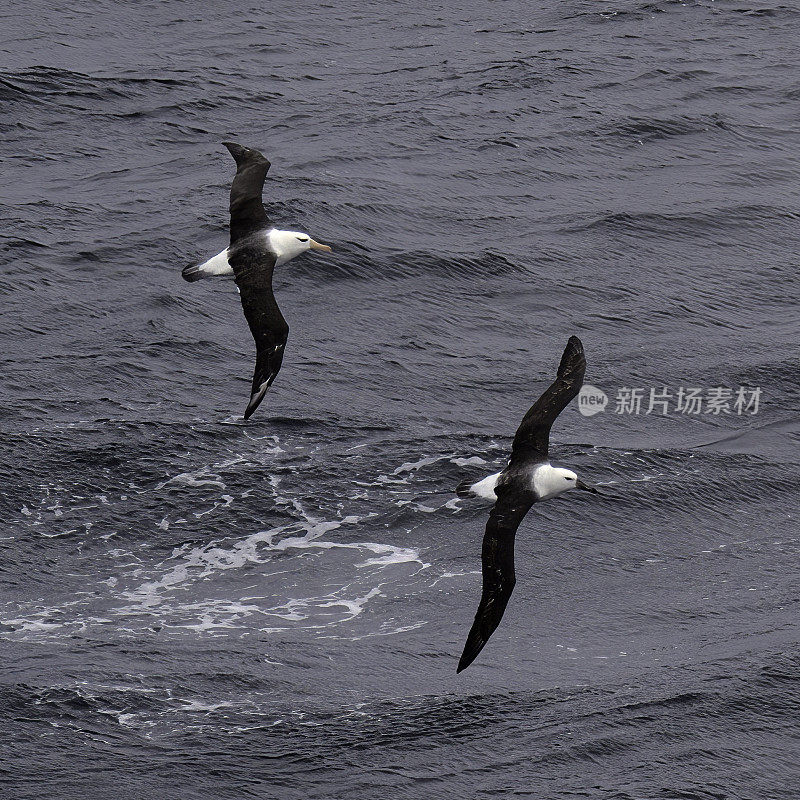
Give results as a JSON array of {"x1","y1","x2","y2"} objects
[{"x1": 309, "y1": 240, "x2": 332, "y2": 252}]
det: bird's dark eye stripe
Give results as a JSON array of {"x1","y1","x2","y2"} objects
[
  {"x1": 296, "y1": 236, "x2": 308, "y2": 241},
  {"x1": 565, "y1": 476, "x2": 571, "y2": 481}
]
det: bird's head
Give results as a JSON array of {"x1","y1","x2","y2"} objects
[
  {"x1": 552, "y1": 467, "x2": 598, "y2": 497},
  {"x1": 271, "y1": 229, "x2": 332, "y2": 263}
]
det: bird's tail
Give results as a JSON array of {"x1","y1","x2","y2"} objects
[
  {"x1": 456, "y1": 479, "x2": 476, "y2": 498},
  {"x1": 455, "y1": 471, "x2": 502, "y2": 501},
  {"x1": 182, "y1": 263, "x2": 209, "y2": 282},
  {"x1": 182, "y1": 249, "x2": 233, "y2": 282}
]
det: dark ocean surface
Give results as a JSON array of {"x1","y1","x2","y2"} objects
[{"x1": 2, "y1": 1, "x2": 799, "y2": 798}]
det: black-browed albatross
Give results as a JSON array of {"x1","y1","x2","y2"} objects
[
  {"x1": 455, "y1": 336, "x2": 598, "y2": 673},
  {"x1": 183, "y1": 142, "x2": 332, "y2": 419}
]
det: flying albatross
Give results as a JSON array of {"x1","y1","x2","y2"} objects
[
  {"x1": 455, "y1": 336, "x2": 598, "y2": 673},
  {"x1": 183, "y1": 142, "x2": 332, "y2": 419}
]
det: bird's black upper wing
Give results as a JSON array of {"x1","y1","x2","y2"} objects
[
  {"x1": 456, "y1": 484, "x2": 535, "y2": 673},
  {"x1": 233, "y1": 248, "x2": 288, "y2": 420},
  {"x1": 222, "y1": 143, "x2": 286, "y2": 419},
  {"x1": 223, "y1": 142, "x2": 272, "y2": 244},
  {"x1": 510, "y1": 336, "x2": 586, "y2": 464}
]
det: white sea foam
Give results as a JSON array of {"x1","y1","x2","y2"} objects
[
  {"x1": 429, "y1": 569, "x2": 480, "y2": 587},
  {"x1": 158, "y1": 472, "x2": 227, "y2": 491},
  {"x1": 112, "y1": 499, "x2": 426, "y2": 635},
  {"x1": 6, "y1": 463, "x2": 434, "y2": 641},
  {"x1": 156, "y1": 457, "x2": 252, "y2": 492},
  {"x1": 325, "y1": 619, "x2": 429, "y2": 641},
  {"x1": 393, "y1": 455, "x2": 446, "y2": 475},
  {"x1": 451, "y1": 456, "x2": 488, "y2": 467}
]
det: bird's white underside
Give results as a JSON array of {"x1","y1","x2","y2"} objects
[
  {"x1": 467, "y1": 463, "x2": 579, "y2": 503},
  {"x1": 192, "y1": 229, "x2": 313, "y2": 279},
  {"x1": 468, "y1": 471, "x2": 503, "y2": 500}
]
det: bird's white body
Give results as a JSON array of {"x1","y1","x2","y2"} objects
[
  {"x1": 466, "y1": 471, "x2": 504, "y2": 501},
  {"x1": 185, "y1": 229, "x2": 325, "y2": 281},
  {"x1": 193, "y1": 247, "x2": 233, "y2": 278},
  {"x1": 463, "y1": 464, "x2": 580, "y2": 503}
]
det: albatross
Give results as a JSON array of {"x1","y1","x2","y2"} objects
[
  {"x1": 183, "y1": 142, "x2": 332, "y2": 419},
  {"x1": 455, "y1": 336, "x2": 598, "y2": 673}
]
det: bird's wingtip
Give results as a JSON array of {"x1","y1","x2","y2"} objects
[
  {"x1": 566, "y1": 334, "x2": 583, "y2": 348},
  {"x1": 557, "y1": 335, "x2": 585, "y2": 376},
  {"x1": 243, "y1": 399, "x2": 258, "y2": 420},
  {"x1": 223, "y1": 141, "x2": 245, "y2": 161},
  {"x1": 457, "y1": 636, "x2": 485, "y2": 673},
  {"x1": 456, "y1": 652, "x2": 474, "y2": 673},
  {"x1": 223, "y1": 141, "x2": 270, "y2": 167},
  {"x1": 243, "y1": 385, "x2": 269, "y2": 420}
]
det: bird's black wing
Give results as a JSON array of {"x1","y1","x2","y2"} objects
[
  {"x1": 222, "y1": 143, "x2": 286, "y2": 419},
  {"x1": 457, "y1": 485, "x2": 535, "y2": 673},
  {"x1": 228, "y1": 240, "x2": 287, "y2": 420},
  {"x1": 223, "y1": 142, "x2": 272, "y2": 244},
  {"x1": 510, "y1": 336, "x2": 586, "y2": 464}
]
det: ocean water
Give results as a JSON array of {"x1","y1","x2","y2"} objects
[{"x1": 1, "y1": 1, "x2": 799, "y2": 798}]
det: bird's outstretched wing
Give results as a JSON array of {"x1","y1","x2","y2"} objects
[
  {"x1": 236, "y1": 256, "x2": 288, "y2": 420},
  {"x1": 457, "y1": 486, "x2": 535, "y2": 673},
  {"x1": 510, "y1": 336, "x2": 586, "y2": 464},
  {"x1": 223, "y1": 141, "x2": 272, "y2": 244},
  {"x1": 222, "y1": 143, "x2": 286, "y2": 419}
]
